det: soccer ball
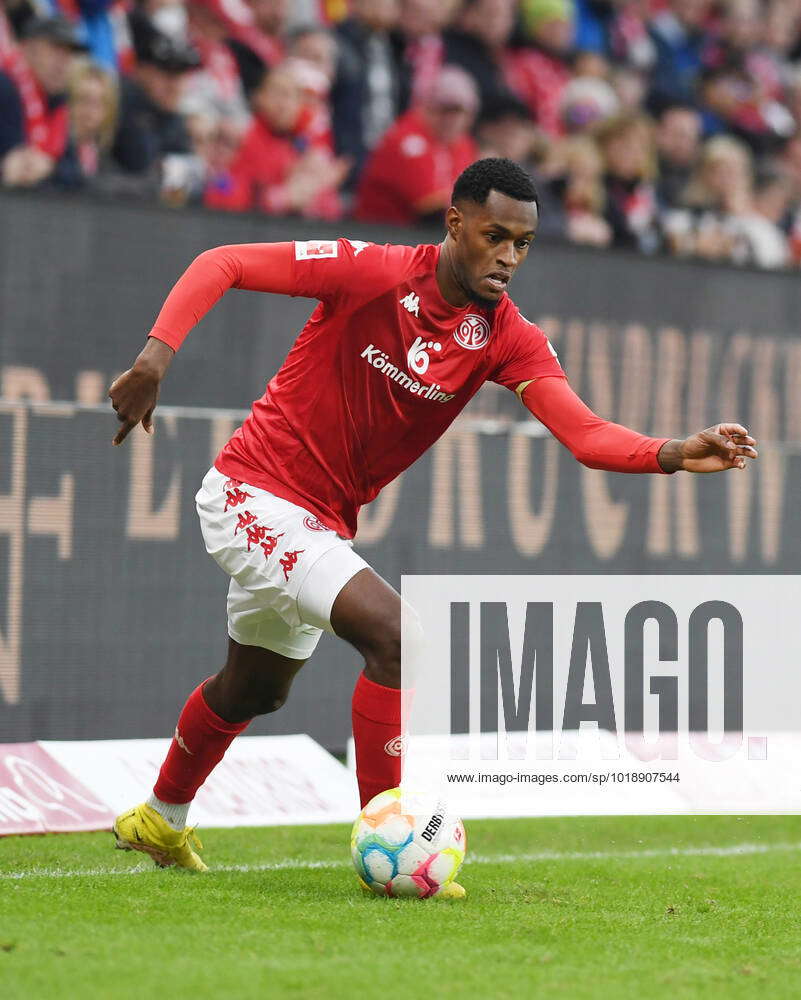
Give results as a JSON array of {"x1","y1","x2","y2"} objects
[{"x1": 350, "y1": 787, "x2": 466, "y2": 898}]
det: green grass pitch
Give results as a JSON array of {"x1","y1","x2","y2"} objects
[{"x1": 2, "y1": 815, "x2": 801, "y2": 999}]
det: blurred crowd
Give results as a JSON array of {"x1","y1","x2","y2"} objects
[{"x1": 3, "y1": 0, "x2": 801, "y2": 270}]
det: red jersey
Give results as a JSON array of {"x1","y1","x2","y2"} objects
[
  {"x1": 204, "y1": 116, "x2": 342, "y2": 220},
  {"x1": 151, "y1": 239, "x2": 565, "y2": 537},
  {"x1": 355, "y1": 110, "x2": 479, "y2": 225},
  {"x1": 504, "y1": 48, "x2": 572, "y2": 138}
]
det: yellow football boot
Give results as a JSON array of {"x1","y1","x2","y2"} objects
[
  {"x1": 113, "y1": 803, "x2": 208, "y2": 872},
  {"x1": 434, "y1": 880, "x2": 466, "y2": 900}
]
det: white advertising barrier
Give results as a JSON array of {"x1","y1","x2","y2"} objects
[
  {"x1": 347, "y1": 732, "x2": 801, "y2": 818},
  {"x1": 0, "y1": 743, "x2": 116, "y2": 836},
  {"x1": 0, "y1": 736, "x2": 360, "y2": 837}
]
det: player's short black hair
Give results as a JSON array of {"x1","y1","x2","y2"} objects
[{"x1": 451, "y1": 157, "x2": 539, "y2": 210}]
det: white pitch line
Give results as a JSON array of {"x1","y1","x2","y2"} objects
[{"x1": 1, "y1": 840, "x2": 799, "y2": 882}]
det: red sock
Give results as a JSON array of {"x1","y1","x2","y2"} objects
[
  {"x1": 351, "y1": 672, "x2": 403, "y2": 807},
  {"x1": 153, "y1": 680, "x2": 250, "y2": 804}
]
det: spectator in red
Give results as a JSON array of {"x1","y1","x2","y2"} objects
[
  {"x1": 504, "y1": 0, "x2": 575, "y2": 138},
  {"x1": 355, "y1": 64, "x2": 479, "y2": 224},
  {"x1": 0, "y1": 15, "x2": 84, "y2": 176},
  {"x1": 205, "y1": 60, "x2": 348, "y2": 218}
]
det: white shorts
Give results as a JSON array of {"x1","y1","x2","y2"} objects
[{"x1": 195, "y1": 466, "x2": 368, "y2": 659}]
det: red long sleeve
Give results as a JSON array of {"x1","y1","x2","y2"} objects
[
  {"x1": 521, "y1": 377, "x2": 672, "y2": 474},
  {"x1": 148, "y1": 243, "x2": 296, "y2": 351}
]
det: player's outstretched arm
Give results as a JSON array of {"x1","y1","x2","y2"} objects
[
  {"x1": 107, "y1": 243, "x2": 300, "y2": 445},
  {"x1": 520, "y1": 377, "x2": 758, "y2": 475}
]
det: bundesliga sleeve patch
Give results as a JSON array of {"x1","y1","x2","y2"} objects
[{"x1": 295, "y1": 240, "x2": 339, "y2": 260}]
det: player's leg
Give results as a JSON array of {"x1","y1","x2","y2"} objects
[
  {"x1": 150, "y1": 637, "x2": 306, "y2": 813},
  {"x1": 114, "y1": 637, "x2": 308, "y2": 870},
  {"x1": 328, "y1": 569, "x2": 467, "y2": 899},
  {"x1": 327, "y1": 567, "x2": 406, "y2": 808},
  {"x1": 114, "y1": 466, "x2": 334, "y2": 869}
]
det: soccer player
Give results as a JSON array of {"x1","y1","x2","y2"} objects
[{"x1": 108, "y1": 158, "x2": 757, "y2": 893}]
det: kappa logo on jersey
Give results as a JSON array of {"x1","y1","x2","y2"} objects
[
  {"x1": 303, "y1": 515, "x2": 330, "y2": 532},
  {"x1": 346, "y1": 239, "x2": 370, "y2": 256},
  {"x1": 399, "y1": 291, "x2": 420, "y2": 317},
  {"x1": 295, "y1": 240, "x2": 338, "y2": 260},
  {"x1": 454, "y1": 313, "x2": 491, "y2": 350},
  {"x1": 280, "y1": 549, "x2": 305, "y2": 580},
  {"x1": 407, "y1": 334, "x2": 441, "y2": 375}
]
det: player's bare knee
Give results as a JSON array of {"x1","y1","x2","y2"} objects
[
  {"x1": 364, "y1": 657, "x2": 401, "y2": 688},
  {"x1": 246, "y1": 685, "x2": 291, "y2": 717},
  {"x1": 363, "y1": 631, "x2": 402, "y2": 688},
  {"x1": 206, "y1": 672, "x2": 291, "y2": 720}
]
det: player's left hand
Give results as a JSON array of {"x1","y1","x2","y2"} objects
[{"x1": 658, "y1": 424, "x2": 758, "y2": 473}]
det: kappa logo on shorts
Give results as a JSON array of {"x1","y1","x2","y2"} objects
[
  {"x1": 244, "y1": 523, "x2": 278, "y2": 552},
  {"x1": 383, "y1": 735, "x2": 406, "y2": 757},
  {"x1": 224, "y1": 487, "x2": 254, "y2": 512},
  {"x1": 260, "y1": 532, "x2": 284, "y2": 558},
  {"x1": 234, "y1": 511, "x2": 258, "y2": 534},
  {"x1": 231, "y1": 508, "x2": 286, "y2": 559},
  {"x1": 303, "y1": 515, "x2": 330, "y2": 533},
  {"x1": 279, "y1": 549, "x2": 305, "y2": 580},
  {"x1": 222, "y1": 478, "x2": 242, "y2": 491}
]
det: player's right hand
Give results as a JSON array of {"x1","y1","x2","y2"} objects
[
  {"x1": 108, "y1": 338, "x2": 175, "y2": 445},
  {"x1": 108, "y1": 365, "x2": 160, "y2": 445}
]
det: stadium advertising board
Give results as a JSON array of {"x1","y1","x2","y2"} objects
[
  {"x1": 0, "y1": 735, "x2": 358, "y2": 836},
  {"x1": 0, "y1": 195, "x2": 800, "y2": 750}
]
